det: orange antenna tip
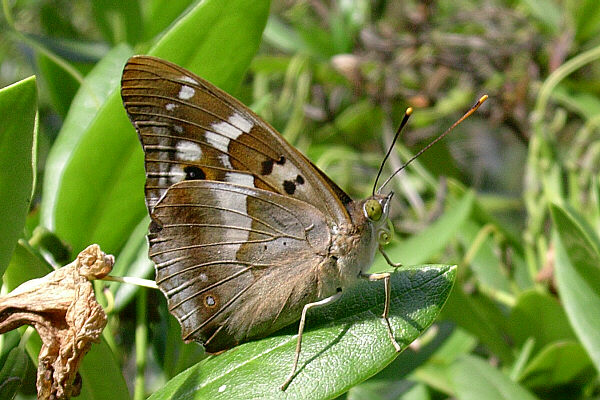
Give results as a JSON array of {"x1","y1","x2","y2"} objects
[{"x1": 406, "y1": 107, "x2": 413, "y2": 116}]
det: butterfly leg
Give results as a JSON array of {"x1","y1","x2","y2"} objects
[
  {"x1": 360, "y1": 272, "x2": 402, "y2": 352},
  {"x1": 379, "y1": 245, "x2": 403, "y2": 270},
  {"x1": 281, "y1": 291, "x2": 343, "y2": 391}
]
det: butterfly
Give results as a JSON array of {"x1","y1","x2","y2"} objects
[{"x1": 120, "y1": 55, "x2": 486, "y2": 390}]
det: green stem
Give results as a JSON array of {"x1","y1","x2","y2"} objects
[
  {"x1": 534, "y1": 43, "x2": 600, "y2": 123},
  {"x1": 134, "y1": 290, "x2": 148, "y2": 400}
]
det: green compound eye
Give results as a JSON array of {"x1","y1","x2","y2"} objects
[{"x1": 364, "y1": 199, "x2": 383, "y2": 221}]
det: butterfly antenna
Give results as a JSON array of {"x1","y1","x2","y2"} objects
[
  {"x1": 372, "y1": 107, "x2": 413, "y2": 196},
  {"x1": 377, "y1": 95, "x2": 488, "y2": 194}
]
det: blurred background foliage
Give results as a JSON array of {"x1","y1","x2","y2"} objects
[{"x1": 2, "y1": 0, "x2": 600, "y2": 399}]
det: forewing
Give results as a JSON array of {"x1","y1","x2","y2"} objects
[
  {"x1": 121, "y1": 55, "x2": 351, "y2": 224},
  {"x1": 149, "y1": 180, "x2": 331, "y2": 351}
]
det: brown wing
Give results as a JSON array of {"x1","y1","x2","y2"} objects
[
  {"x1": 121, "y1": 55, "x2": 351, "y2": 225},
  {"x1": 149, "y1": 180, "x2": 335, "y2": 351}
]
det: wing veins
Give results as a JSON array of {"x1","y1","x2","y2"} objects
[
  {"x1": 154, "y1": 203, "x2": 296, "y2": 237},
  {"x1": 159, "y1": 222, "x2": 302, "y2": 241},
  {"x1": 209, "y1": 186, "x2": 310, "y2": 235},
  {"x1": 138, "y1": 131, "x2": 277, "y2": 190},
  {"x1": 182, "y1": 284, "x2": 253, "y2": 340},
  {"x1": 130, "y1": 108, "x2": 277, "y2": 160},
  {"x1": 123, "y1": 95, "x2": 281, "y2": 156},
  {"x1": 167, "y1": 266, "x2": 252, "y2": 307},
  {"x1": 155, "y1": 259, "x2": 276, "y2": 277}
]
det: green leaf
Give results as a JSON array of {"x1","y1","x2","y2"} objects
[
  {"x1": 36, "y1": 53, "x2": 80, "y2": 117},
  {"x1": 451, "y1": 355, "x2": 539, "y2": 400},
  {"x1": 0, "y1": 346, "x2": 30, "y2": 400},
  {"x1": 412, "y1": 327, "x2": 478, "y2": 395},
  {"x1": 3, "y1": 240, "x2": 52, "y2": 289},
  {"x1": 347, "y1": 380, "x2": 429, "y2": 400},
  {"x1": 77, "y1": 339, "x2": 130, "y2": 400},
  {"x1": 382, "y1": 191, "x2": 474, "y2": 266},
  {"x1": 507, "y1": 290, "x2": 576, "y2": 354},
  {"x1": 518, "y1": 341, "x2": 593, "y2": 389},
  {"x1": 40, "y1": 44, "x2": 134, "y2": 252},
  {"x1": 41, "y1": 0, "x2": 271, "y2": 255},
  {"x1": 149, "y1": 264, "x2": 456, "y2": 400},
  {"x1": 550, "y1": 203, "x2": 600, "y2": 373},
  {"x1": 142, "y1": 0, "x2": 196, "y2": 42},
  {"x1": 442, "y1": 285, "x2": 513, "y2": 363},
  {"x1": 572, "y1": 0, "x2": 600, "y2": 41},
  {"x1": 0, "y1": 76, "x2": 37, "y2": 277}
]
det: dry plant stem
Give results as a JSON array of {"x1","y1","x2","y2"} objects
[{"x1": 0, "y1": 244, "x2": 113, "y2": 400}]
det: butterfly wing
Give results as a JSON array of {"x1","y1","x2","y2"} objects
[
  {"x1": 121, "y1": 55, "x2": 351, "y2": 225},
  {"x1": 149, "y1": 180, "x2": 336, "y2": 351}
]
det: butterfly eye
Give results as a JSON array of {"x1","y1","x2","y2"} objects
[
  {"x1": 364, "y1": 199, "x2": 383, "y2": 221},
  {"x1": 378, "y1": 229, "x2": 391, "y2": 245}
]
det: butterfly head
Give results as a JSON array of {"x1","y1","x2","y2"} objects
[{"x1": 361, "y1": 192, "x2": 394, "y2": 246}]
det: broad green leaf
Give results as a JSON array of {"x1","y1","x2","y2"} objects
[
  {"x1": 367, "y1": 322, "x2": 457, "y2": 383},
  {"x1": 37, "y1": 53, "x2": 80, "y2": 117},
  {"x1": 41, "y1": 0, "x2": 271, "y2": 255},
  {"x1": 381, "y1": 191, "x2": 474, "y2": 266},
  {"x1": 572, "y1": 0, "x2": 600, "y2": 41},
  {"x1": 3, "y1": 241, "x2": 130, "y2": 400},
  {"x1": 412, "y1": 327, "x2": 477, "y2": 395},
  {"x1": 3, "y1": 240, "x2": 52, "y2": 289},
  {"x1": 0, "y1": 76, "x2": 37, "y2": 277},
  {"x1": 77, "y1": 339, "x2": 130, "y2": 400},
  {"x1": 149, "y1": 264, "x2": 456, "y2": 400},
  {"x1": 0, "y1": 346, "x2": 29, "y2": 400},
  {"x1": 40, "y1": 44, "x2": 134, "y2": 248},
  {"x1": 518, "y1": 341, "x2": 593, "y2": 389},
  {"x1": 142, "y1": 0, "x2": 196, "y2": 41},
  {"x1": 442, "y1": 285, "x2": 513, "y2": 363},
  {"x1": 161, "y1": 309, "x2": 207, "y2": 379},
  {"x1": 551, "y1": 203, "x2": 600, "y2": 373},
  {"x1": 451, "y1": 355, "x2": 539, "y2": 400},
  {"x1": 347, "y1": 380, "x2": 429, "y2": 400},
  {"x1": 507, "y1": 290, "x2": 576, "y2": 354}
]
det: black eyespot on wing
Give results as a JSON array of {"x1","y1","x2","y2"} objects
[
  {"x1": 184, "y1": 166, "x2": 206, "y2": 180},
  {"x1": 283, "y1": 180, "x2": 296, "y2": 195},
  {"x1": 276, "y1": 156, "x2": 286, "y2": 165},
  {"x1": 261, "y1": 159, "x2": 274, "y2": 175},
  {"x1": 296, "y1": 175, "x2": 304, "y2": 184}
]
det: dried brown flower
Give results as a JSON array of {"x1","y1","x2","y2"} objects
[{"x1": 0, "y1": 244, "x2": 113, "y2": 400}]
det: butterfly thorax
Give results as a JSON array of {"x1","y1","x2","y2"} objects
[{"x1": 329, "y1": 194, "x2": 392, "y2": 289}]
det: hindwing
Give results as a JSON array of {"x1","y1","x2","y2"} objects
[{"x1": 149, "y1": 180, "x2": 332, "y2": 350}]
